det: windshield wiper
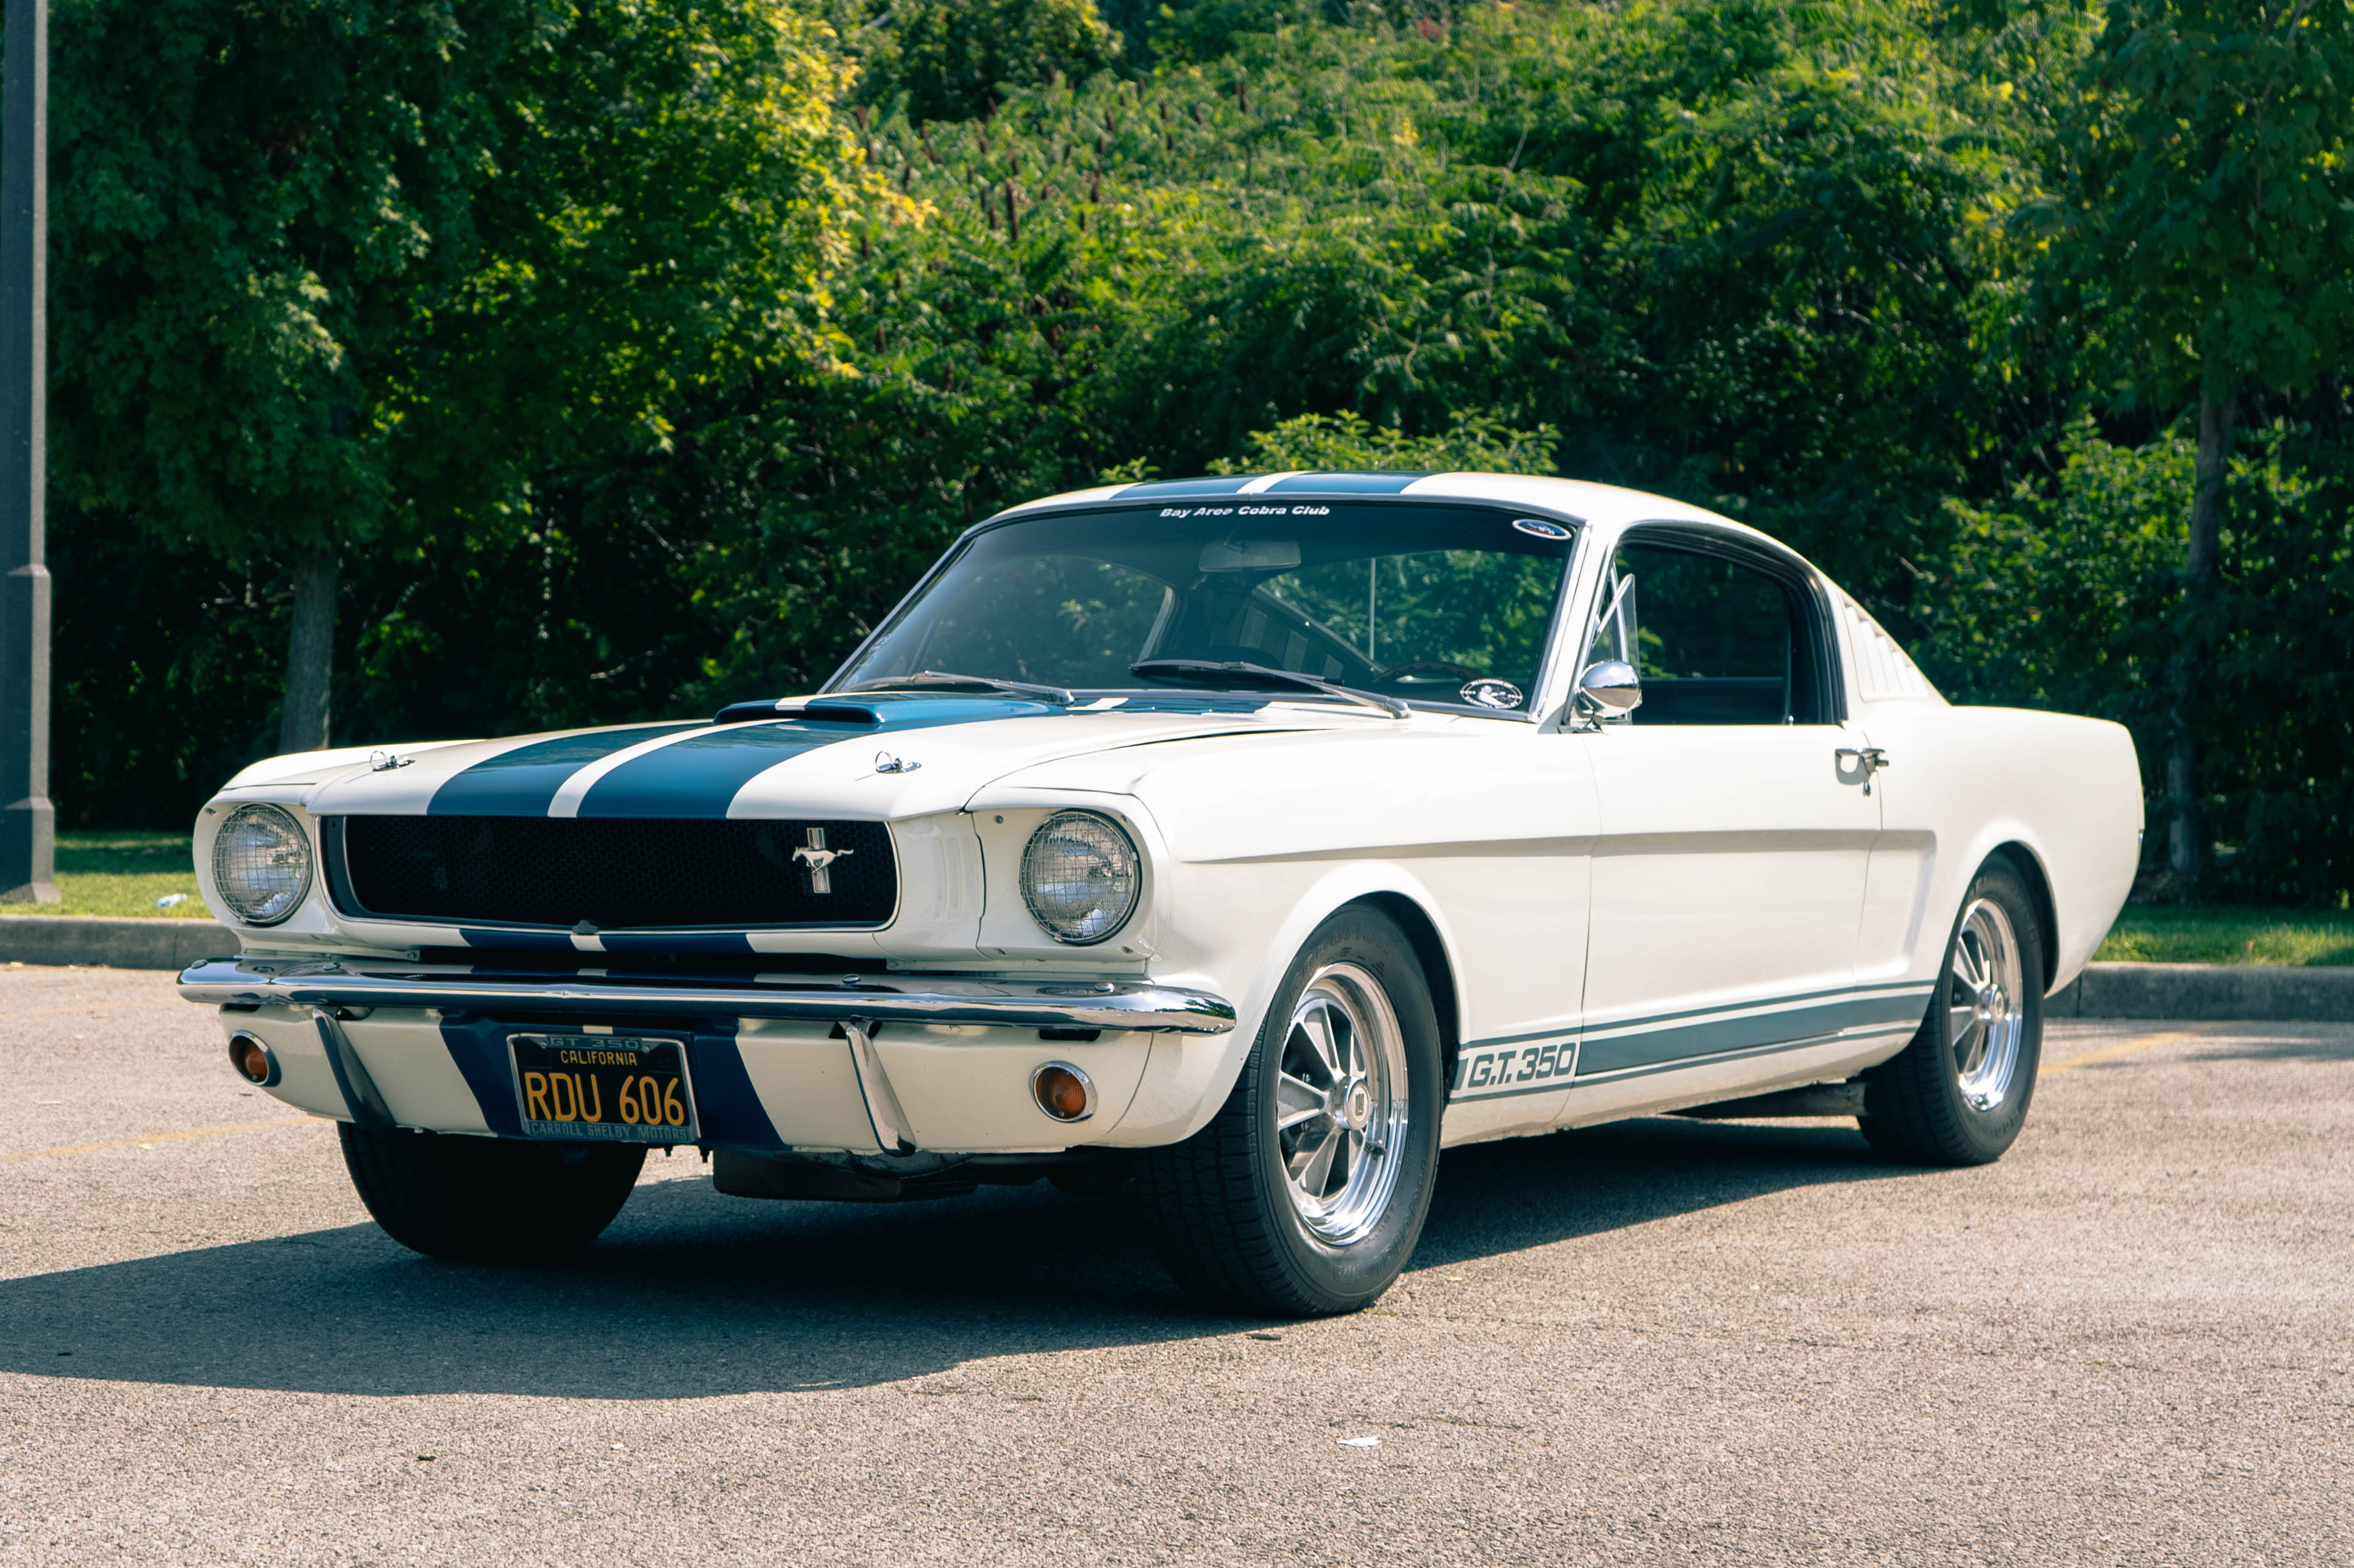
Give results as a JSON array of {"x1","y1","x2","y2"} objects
[
  {"x1": 1128, "y1": 659, "x2": 1408, "y2": 720},
  {"x1": 842, "y1": 670, "x2": 1075, "y2": 705}
]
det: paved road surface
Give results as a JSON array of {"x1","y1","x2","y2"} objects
[{"x1": 1, "y1": 967, "x2": 2346, "y2": 1565}]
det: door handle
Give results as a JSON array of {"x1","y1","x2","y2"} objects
[{"x1": 1835, "y1": 747, "x2": 1890, "y2": 795}]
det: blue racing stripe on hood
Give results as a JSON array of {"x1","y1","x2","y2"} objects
[
  {"x1": 429, "y1": 724, "x2": 700, "y2": 817},
  {"x1": 577, "y1": 723, "x2": 843, "y2": 818},
  {"x1": 577, "y1": 696, "x2": 1069, "y2": 818},
  {"x1": 428, "y1": 692, "x2": 1272, "y2": 825}
]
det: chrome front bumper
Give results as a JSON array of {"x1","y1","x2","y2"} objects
[{"x1": 176, "y1": 956, "x2": 1237, "y2": 1035}]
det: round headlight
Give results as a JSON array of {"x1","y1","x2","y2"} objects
[
  {"x1": 210, "y1": 803, "x2": 314, "y2": 926},
  {"x1": 1019, "y1": 811, "x2": 1140, "y2": 945}
]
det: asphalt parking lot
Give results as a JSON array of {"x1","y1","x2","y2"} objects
[{"x1": 1, "y1": 967, "x2": 2347, "y2": 1566}]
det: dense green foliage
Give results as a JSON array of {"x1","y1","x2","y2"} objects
[
  {"x1": 37, "y1": 0, "x2": 2354, "y2": 903},
  {"x1": 55, "y1": 0, "x2": 856, "y2": 561},
  {"x1": 838, "y1": 0, "x2": 1125, "y2": 121},
  {"x1": 52, "y1": 0, "x2": 859, "y2": 764},
  {"x1": 2037, "y1": 0, "x2": 2354, "y2": 411},
  {"x1": 2015, "y1": 0, "x2": 2354, "y2": 887}
]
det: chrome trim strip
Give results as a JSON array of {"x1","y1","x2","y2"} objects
[{"x1": 179, "y1": 958, "x2": 1237, "y2": 1035}]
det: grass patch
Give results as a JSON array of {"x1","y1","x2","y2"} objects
[
  {"x1": 0, "y1": 830, "x2": 215, "y2": 919},
  {"x1": 2095, "y1": 903, "x2": 2354, "y2": 967}
]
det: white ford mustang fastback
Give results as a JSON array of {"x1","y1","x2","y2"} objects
[{"x1": 183, "y1": 472, "x2": 2142, "y2": 1314}]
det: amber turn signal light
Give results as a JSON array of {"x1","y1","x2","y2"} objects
[
  {"x1": 1031, "y1": 1062, "x2": 1096, "y2": 1123},
  {"x1": 228, "y1": 1031, "x2": 279, "y2": 1087}
]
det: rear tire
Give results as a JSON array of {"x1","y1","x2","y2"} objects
[
  {"x1": 339, "y1": 1126, "x2": 645, "y2": 1263},
  {"x1": 1860, "y1": 858, "x2": 2045, "y2": 1166},
  {"x1": 1136, "y1": 907, "x2": 1443, "y2": 1316}
]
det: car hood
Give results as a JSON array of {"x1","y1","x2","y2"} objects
[{"x1": 290, "y1": 692, "x2": 1395, "y2": 822}]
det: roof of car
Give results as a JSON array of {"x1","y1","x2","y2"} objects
[{"x1": 989, "y1": 470, "x2": 1752, "y2": 538}]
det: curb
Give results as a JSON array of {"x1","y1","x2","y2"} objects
[
  {"x1": 0, "y1": 916, "x2": 238, "y2": 971},
  {"x1": 2050, "y1": 962, "x2": 2354, "y2": 1023}
]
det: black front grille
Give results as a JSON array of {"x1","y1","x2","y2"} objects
[{"x1": 325, "y1": 816, "x2": 897, "y2": 930}]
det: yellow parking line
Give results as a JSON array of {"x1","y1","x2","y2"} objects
[
  {"x1": 2044, "y1": 1029, "x2": 2203, "y2": 1076},
  {"x1": 2, "y1": 1116, "x2": 319, "y2": 1163}
]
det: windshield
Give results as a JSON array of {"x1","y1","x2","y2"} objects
[{"x1": 830, "y1": 502, "x2": 1576, "y2": 712}]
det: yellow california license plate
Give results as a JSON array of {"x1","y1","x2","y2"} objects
[{"x1": 509, "y1": 1033, "x2": 699, "y2": 1142}]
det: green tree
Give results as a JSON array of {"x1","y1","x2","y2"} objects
[
  {"x1": 841, "y1": 0, "x2": 1123, "y2": 121},
  {"x1": 70, "y1": 0, "x2": 2354, "y2": 903},
  {"x1": 2034, "y1": 0, "x2": 2354, "y2": 887},
  {"x1": 1918, "y1": 416, "x2": 2194, "y2": 726},
  {"x1": 51, "y1": 0, "x2": 859, "y2": 754},
  {"x1": 1205, "y1": 409, "x2": 1560, "y2": 474},
  {"x1": 670, "y1": 0, "x2": 2049, "y2": 705}
]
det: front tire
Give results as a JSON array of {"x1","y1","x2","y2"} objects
[
  {"x1": 339, "y1": 1125, "x2": 645, "y2": 1263},
  {"x1": 1860, "y1": 857, "x2": 2045, "y2": 1165},
  {"x1": 1136, "y1": 908, "x2": 1443, "y2": 1316}
]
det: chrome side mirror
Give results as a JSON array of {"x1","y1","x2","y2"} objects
[{"x1": 1571, "y1": 660, "x2": 1641, "y2": 729}]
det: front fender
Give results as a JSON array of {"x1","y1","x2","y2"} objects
[{"x1": 1098, "y1": 860, "x2": 1465, "y2": 1147}]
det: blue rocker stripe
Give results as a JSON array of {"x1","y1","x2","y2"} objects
[
  {"x1": 1580, "y1": 977, "x2": 1934, "y2": 1037},
  {"x1": 1577, "y1": 990, "x2": 1932, "y2": 1077}
]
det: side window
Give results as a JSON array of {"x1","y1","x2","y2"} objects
[{"x1": 1596, "y1": 541, "x2": 1831, "y2": 726}]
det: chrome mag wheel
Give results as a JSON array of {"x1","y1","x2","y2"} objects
[
  {"x1": 1947, "y1": 896, "x2": 2027, "y2": 1112},
  {"x1": 1136, "y1": 907, "x2": 1442, "y2": 1314},
  {"x1": 1273, "y1": 962, "x2": 1410, "y2": 1246}
]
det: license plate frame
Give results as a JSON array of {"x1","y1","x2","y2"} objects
[{"x1": 508, "y1": 1032, "x2": 699, "y2": 1143}]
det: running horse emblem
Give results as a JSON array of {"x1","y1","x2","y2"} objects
[{"x1": 789, "y1": 826, "x2": 854, "y2": 895}]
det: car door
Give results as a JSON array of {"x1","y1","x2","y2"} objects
[{"x1": 1560, "y1": 527, "x2": 1886, "y2": 1119}]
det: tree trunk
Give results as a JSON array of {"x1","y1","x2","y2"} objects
[
  {"x1": 279, "y1": 540, "x2": 337, "y2": 755},
  {"x1": 2166, "y1": 378, "x2": 2237, "y2": 889}
]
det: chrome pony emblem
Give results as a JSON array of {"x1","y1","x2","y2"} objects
[{"x1": 790, "y1": 828, "x2": 855, "y2": 895}]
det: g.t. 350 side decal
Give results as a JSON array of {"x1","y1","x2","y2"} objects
[{"x1": 1449, "y1": 1037, "x2": 1579, "y2": 1102}]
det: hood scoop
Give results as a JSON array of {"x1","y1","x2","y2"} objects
[{"x1": 713, "y1": 698, "x2": 884, "y2": 726}]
